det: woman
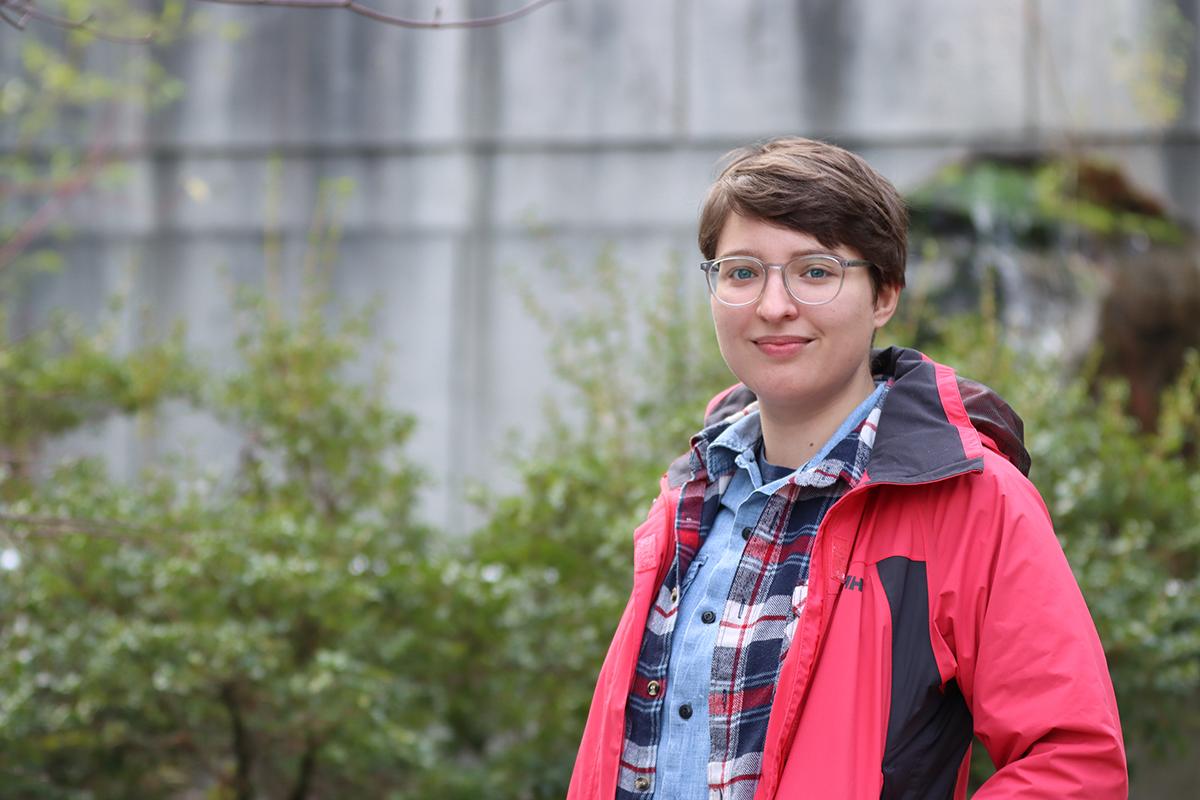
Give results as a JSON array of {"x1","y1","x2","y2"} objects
[{"x1": 568, "y1": 138, "x2": 1126, "y2": 799}]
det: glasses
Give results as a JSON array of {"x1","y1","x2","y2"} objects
[{"x1": 700, "y1": 254, "x2": 873, "y2": 307}]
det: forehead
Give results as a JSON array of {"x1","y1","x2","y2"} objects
[{"x1": 714, "y1": 213, "x2": 860, "y2": 260}]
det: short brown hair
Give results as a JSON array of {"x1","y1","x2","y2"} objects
[{"x1": 698, "y1": 137, "x2": 908, "y2": 293}]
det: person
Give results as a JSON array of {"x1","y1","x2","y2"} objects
[{"x1": 567, "y1": 138, "x2": 1127, "y2": 800}]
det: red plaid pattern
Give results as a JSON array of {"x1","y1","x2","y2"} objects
[{"x1": 618, "y1": 390, "x2": 888, "y2": 800}]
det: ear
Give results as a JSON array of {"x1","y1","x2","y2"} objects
[{"x1": 872, "y1": 283, "x2": 901, "y2": 329}]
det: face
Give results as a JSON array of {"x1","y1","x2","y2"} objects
[{"x1": 709, "y1": 213, "x2": 900, "y2": 418}]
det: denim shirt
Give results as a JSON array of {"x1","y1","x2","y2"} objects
[{"x1": 653, "y1": 383, "x2": 887, "y2": 798}]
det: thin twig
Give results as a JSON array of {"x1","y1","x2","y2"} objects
[
  {"x1": 0, "y1": 513, "x2": 162, "y2": 542},
  {"x1": 0, "y1": 173, "x2": 100, "y2": 199},
  {"x1": 0, "y1": 0, "x2": 154, "y2": 42},
  {"x1": 0, "y1": 106, "x2": 115, "y2": 271},
  {"x1": 220, "y1": 682, "x2": 256, "y2": 800},
  {"x1": 195, "y1": 0, "x2": 560, "y2": 29},
  {"x1": 0, "y1": 5, "x2": 27, "y2": 28}
]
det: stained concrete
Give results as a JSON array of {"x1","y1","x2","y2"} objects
[{"x1": 2, "y1": 0, "x2": 1198, "y2": 537}]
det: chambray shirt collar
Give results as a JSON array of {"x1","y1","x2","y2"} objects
[
  {"x1": 704, "y1": 410, "x2": 765, "y2": 483},
  {"x1": 702, "y1": 382, "x2": 889, "y2": 488}
]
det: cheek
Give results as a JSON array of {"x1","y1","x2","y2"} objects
[{"x1": 821, "y1": 303, "x2": 877, "y2": 341}]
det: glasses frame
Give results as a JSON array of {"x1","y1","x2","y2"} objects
[{"x1": 700, "y1": 254, "x2": 874, "y2": 307}]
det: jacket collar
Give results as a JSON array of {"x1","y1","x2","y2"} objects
[{"x1": 667, "y1": 346, "x2": 1029, "y2": 489}]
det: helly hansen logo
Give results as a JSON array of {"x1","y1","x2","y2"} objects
[{"x1": 843, "y1": 574, "x2": 864, "y2": 592}]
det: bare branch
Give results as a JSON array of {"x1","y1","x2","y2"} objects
[
  {"x1": 0, "y1": 107, "x2": 114, "y2": 271},
  {"x1": 195, "y1": 0, "x2": 561, "y2": 30},
  {"x1": 220, "y1": 682, "x2": 256, "y2": 800},
  {"x1": 0, "y1": 0, "x2": 154, "y2": 43},
  {"x1": 287, "y1": 729, "x2": 320, "y2": 800},
  {"x1": 0, "y1": 5, "x2": 28, "y2": 29},
  {"x1": 0, "y1": 172, "x2": 113, "y2": 199},
  {"x1": 0, "y1": 513, "x2": 163, "y2": 542}
]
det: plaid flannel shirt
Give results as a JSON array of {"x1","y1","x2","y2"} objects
[{"x1": 617, "y1": 384, "x2": 890, "y2": 800}]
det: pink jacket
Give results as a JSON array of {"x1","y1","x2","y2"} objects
[{"x1": 569, "y1": 348, "x2": 1126, "y2": 799}]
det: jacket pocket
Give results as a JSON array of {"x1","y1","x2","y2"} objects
[{"x1": 633, "y1": 498, "x2": 666, "y2": 573}]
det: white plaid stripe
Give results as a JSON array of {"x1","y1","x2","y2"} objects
[{"x1": 617, "y1": 384, "x2": 891, "y2": 800}]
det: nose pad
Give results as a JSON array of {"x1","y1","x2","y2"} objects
[{"x1": 757, "y1": 269, "x2": 799, "y2": 318}]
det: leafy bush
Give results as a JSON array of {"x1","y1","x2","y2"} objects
[
  {"x1": 0, "y1": 284, "x2": 445, "y2": 798},
  {"x1": 447, "y1": 250, "x2": 734, "y2": 797},
  {"x1": 2, "y1": 254, "x2": 1195, "y2": 798}
]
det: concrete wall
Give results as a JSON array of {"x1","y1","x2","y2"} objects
[{"x1": 2, "y1": 0, "x2": 1198, "y2": 535}]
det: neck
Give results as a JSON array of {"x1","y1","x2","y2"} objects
[{"x1": 758, "y1": 370, "x2": 876, "y2": 469}]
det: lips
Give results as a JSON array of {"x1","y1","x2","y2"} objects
[{"x1": 753, "y1": 335, "x2": 813, "y2": 357}]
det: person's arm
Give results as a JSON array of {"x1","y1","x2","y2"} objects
[
  {"x1": 568, "y1": 489, "x2": 675, "y2": 800},
  {"x1": 932, "y1": 455, "x2": 1127, "y2": 798}
]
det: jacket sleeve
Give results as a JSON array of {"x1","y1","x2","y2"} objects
[
  {"x1": 568, "y1": 491, "x2": 674, "y2": 800},
  {"x1": 930, "y1": 453, "x2": 1127, "y2": 799}
]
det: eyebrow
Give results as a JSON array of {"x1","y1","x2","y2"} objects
[{"x1": 713, "y1": 248, "x2": 832, "y2": 261}]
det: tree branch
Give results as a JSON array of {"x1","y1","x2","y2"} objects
[
  {"x1": 195, "y1": 0, "x2": 561, "y2": 29},
  {"x1": 0, "y1": 0, "x2": 154, "y2": 43},
  {"x1": 287, "y1": 730, "x2": 320, "y2": 800},
  {"x1": 0, "y1": 5, "x2": 27, "y2": 28},
  {"x1": 0, "y1": 106, "x2": 115, "y2": 271},
  {"x1": 0, "y1": 513, "x2": 163, "y2": 543},
  {"x1": 0, "y1": 170, "x2": 117, "y2": 199},
  {"x1": 219, "y1": 682, "x2": 256, "y2": 800}
]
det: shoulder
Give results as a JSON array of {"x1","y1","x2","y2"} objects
[
  {"x1": 892, "y1": 448, "x2": 1056, "y2": 570},
  {"x1": 632, "y1": 482, "x2": 680, "y2": 575},
  {"x1": 971, "y1": 448, "x2": 1051, "y2": 522},
  {"x1": 917, "y1": 455, "x2": 1087, "y2": 654},
  {"x1": 911, "y1": 446, "x2": 1048, "y2": 519}
]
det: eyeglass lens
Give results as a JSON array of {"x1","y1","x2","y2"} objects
[{"x1": 709, "y1": 257, "x2": 846, "y2": 305}]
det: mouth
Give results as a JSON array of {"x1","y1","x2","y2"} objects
[{"x1": 753, "y1": 335, "x2": 813, "y2": 357}]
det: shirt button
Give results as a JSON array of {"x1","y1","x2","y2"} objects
[
  {"x1": 634, "y1": 776, "x2": 651, "y2": 791},
  {"x1": 670, "y1": 586, "x2": 679, "y2": 603},
  {"x1": 701, "y1": 610, "x2": 716, "y2": 624},
  {"x1": 741, "y1": 527, "x2": 753, "y2": 541},
  {"x1": 678, "y1": 703, "x2": 693, "y2": 720},
  {"x1": 646, "y1": 680, "x2": 661, "y2": 697}
]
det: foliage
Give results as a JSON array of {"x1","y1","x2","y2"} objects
[
  {"x1": 0, "y1": 279, "x2": 447, "y2": 799},
  {"x1": 0, "y1": 0, "x2": 226, "y2": 273},
  {"x1": 0, "y1": 299, "x2": 196, "y2": 479},
  {"x1": 908, "y1": 157, "x2": 1188, "y2": 246},
  {"x1": 1114, "y1": 0, "x2": 1196, "y2": 126},
  {"x1": 3, "y1": 240, "x2": 1197, "y2": 797},
  {"x1": 451, "y1": 250, "x2": 733, "y2": 798},
  {"x1": 2, "y1": 0, "x2": 186, "y2": 138}
]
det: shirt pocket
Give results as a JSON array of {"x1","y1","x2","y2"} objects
[{"x1": 680, "y1": 553, "x2": 709, "y2": 595}]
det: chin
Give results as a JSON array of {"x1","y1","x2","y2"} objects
[{"x1": 748, "y1": 379, "x2": 816, "y2": 408}]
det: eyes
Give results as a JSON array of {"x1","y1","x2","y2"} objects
[
  {"x1": 718, "y1": 259, "x2": 841, "y2": 283},
  {"x1": 705, "y1": 254, "x2": 867, "y2": 306}
]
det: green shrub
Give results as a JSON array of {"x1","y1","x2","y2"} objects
[
  {"x1": 0, "y1": 284, "x2": 441, "y2": 798},
  {"x1": 3, "y1": 255, "x2": 1195, "y2": 797}
]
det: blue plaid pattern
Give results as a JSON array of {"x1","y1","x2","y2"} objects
[{"x1": 617, "y1": 385, "x2": 890, "y2": 799}]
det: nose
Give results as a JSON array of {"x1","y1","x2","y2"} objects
[{"x1": 756, "y1": 268, "x2": 799, "y2": 321}]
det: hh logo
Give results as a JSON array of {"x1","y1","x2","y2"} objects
[{"x1": 843, "y1": 574, "x2": 864, "y2": 592}]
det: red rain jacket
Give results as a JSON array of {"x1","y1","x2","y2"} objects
[{"x1": 568, "y1": 347, "x2": 1126, "y2": 800}]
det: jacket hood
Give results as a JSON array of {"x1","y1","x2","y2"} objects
[{"x1": 675, "y1": 346, "x2": 1030, "y2": 488}]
